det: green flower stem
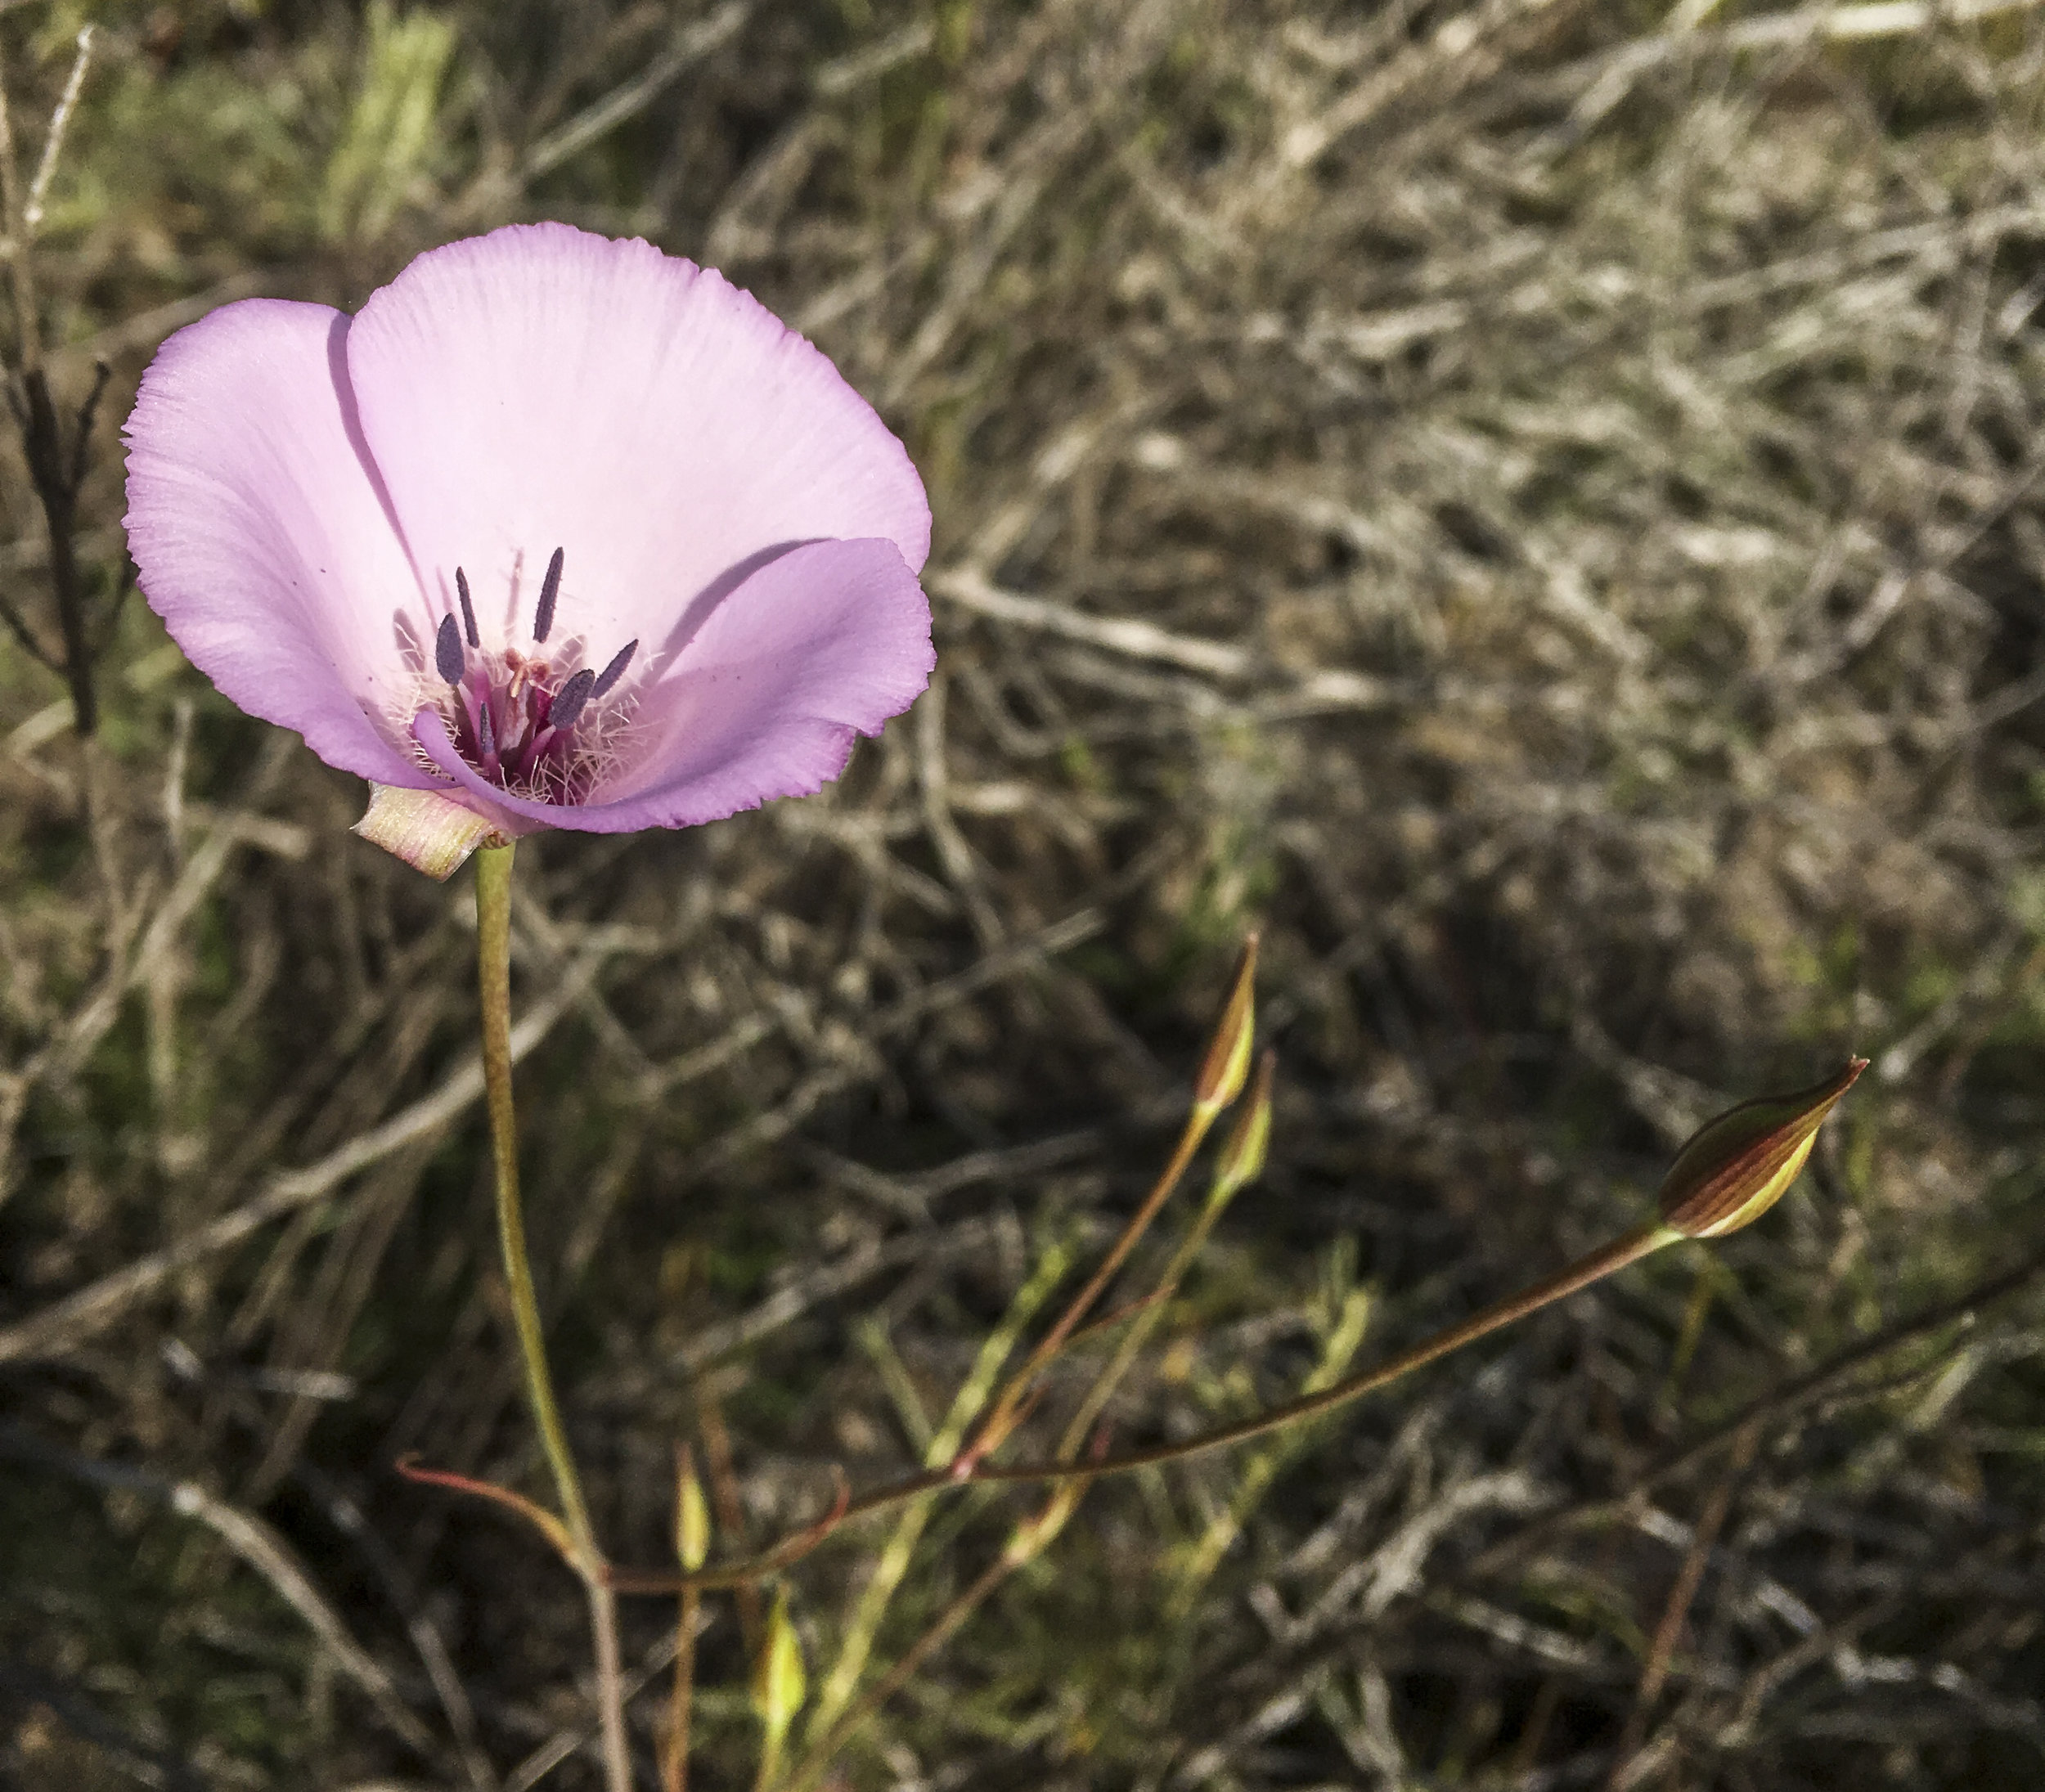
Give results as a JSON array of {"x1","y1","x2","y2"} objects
[
  {"x1": 778, "y1": 1219, "x2": 1676, "y2": 1789},
  {"x1": 784, "y1": 1536, "x2": 1023, "y2": 1792},
  {"x1": 1167, "y1": 1283, "x2": 1372, "y2": 1615},
  {"x1": 804, "y1": 1239, "x2": 1072, "y2": 1750},
  {"x1": 958, "y1": 1103, "x2": 1216, "y2": 1467},
  {"x1": 1054, "y1": 1147, "x2": 1254, "y2": 1463},
  {"x1": 476, "y1": 843, "x2": 593, "y2": 1550},
  {"x1": 644, "y1": 1219, "x2": 1685, "y2": 1593},
  {"x1": 663, "y1": 1586, "x2": 699, "y2": 1792},
  {"x1": 474, "y1": 841, "x2": 631, "y2": 1792},
  {"x1": 1002, "y1": 1218, "x2": 1685, "y2": 1480},
  {"x1": 784, "y1": 1217, "x2": 1341, "y2": 1792}
]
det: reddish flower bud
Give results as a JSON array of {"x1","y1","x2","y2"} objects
[
  {"x1": 1656, "y1": 1058, "x2": 1867, "y2": 1239},
  {"x1": 1193, "y1": 934, "x2": 1259, "y2": 1118}
]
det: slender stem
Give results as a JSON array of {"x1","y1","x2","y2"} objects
[
  {"x1": 474, "y1": 842, "x2": 632, "y2": 1792},
  {"x1": 0, "y1": 52, "x2": 96, "y2": 734},
  {"x1": 666, "y1": 1440, "x2": 703, "y2": 1792},
  {"x1": 978, "y1": 1219, "x2": 1683, "y2": 1481},
  {"x1": 477, "y1": 843, "x2": 594, "y2": 1548},
  {"x1": 638, "y1": 1219, "x2": 1685, "y2": 1592},
  {"x1": 0, "y1": 54, "x2": 46, "y2": 380},
  {"x1": 787, "y1": 1545, "x2": 1018, "y2": 1792},
  {"x1": 961, "y1": 1106, "x2": 1214, "y2": 1466},
  {"x1": 1044, "y1": 1111, "x2": 1212, "y2": 1359},
  {"x1": 696, "y1": 1380, "x2": 762, "y2": 1656},
  {"x1": 663, "y1": 1589, "x2": 699, "y2": 1792},
  {"x1": 1056, "y1": 1160, "x2": 1243, "y2": 1462},
  {"x1": 587, "y1": 1578, "x2": 631, "y2": 1792}
]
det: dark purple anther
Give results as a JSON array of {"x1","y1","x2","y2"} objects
[
  {"x1": 591, "y1": 639, "x2": 637, "y2": 699},
  {"x1": 435, "y1": 613, "x2": 465, "y2": 685},
  {"x1": 456, "y1": 567, "x2": 479, "y2": 648},
  {"x1": 478, "y1": 700, "x2": 496, "y2": 760},
  {"x1": 549, "y1": 667, "x2": 597, "y2": 733},
  {"x1": 533, "y1": 546, "x2": 564, "y2": 644}
]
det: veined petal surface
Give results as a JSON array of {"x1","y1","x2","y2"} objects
[
  {"x1": 343, "y1": 222, "x2": 931, "y2": 663},
  {"x1": 122, "y1": 299, "x2": 435, "y2": 788}
]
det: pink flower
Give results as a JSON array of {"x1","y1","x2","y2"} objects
[{"x1": 123, "y1": 222, "x2": 933, "y2": 851}]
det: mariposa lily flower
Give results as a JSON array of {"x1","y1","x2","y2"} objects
[{"x1": 123, "y1": 222, "x2": 934, "y2": 875}]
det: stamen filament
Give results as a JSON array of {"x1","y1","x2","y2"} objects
[{"x1": 517, "y1": 725, "x2": 557, "y2": 784}]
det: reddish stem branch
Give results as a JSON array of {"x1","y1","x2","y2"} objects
[{"x1": 615, "y1": 1219, "x2": 1682, "y2": 1596}]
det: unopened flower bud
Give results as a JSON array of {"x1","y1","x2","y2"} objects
[
  {"x1": 750, "y1": 1588, "x2": 807, "y2": 1740},
  {"x1": 674, "y1": 1447, "x2": 710, "y2": 1573},
  {"x1": 1656, "y1": 1058, "x2": 1867, "y2": 1239},
  {"x1": 1193, "y1": 934, "x2": 1259, "y2": 1118},
  {"x1": 1210, "y1": 1049, "x2": 1275, "y2": 1202}
]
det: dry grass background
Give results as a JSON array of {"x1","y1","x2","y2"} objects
[{"x1": 2, "y1": 0, "x2": 2045, "y2": 1786}]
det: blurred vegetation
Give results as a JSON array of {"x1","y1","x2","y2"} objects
[{"x1": 2, "y1": 0, "x2": 2045, "y2": 1786}]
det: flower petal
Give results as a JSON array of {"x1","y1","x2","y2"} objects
[
  {"x1": 343, "y1": 222, "x2": 929, "y2": 663},
  {"x1": 122, "y1": 299, "x2": 434, "y2": 788},
  {"x1": 411, "y1": 537, "x2": 933, "y2": 834}
]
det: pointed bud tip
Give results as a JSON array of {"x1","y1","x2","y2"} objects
[
  {"x1": 1656, "y1": 1057, "x2": 1865, "y2": 1240},
  {"x1": 1193, "y1": 933, "x2": 1260, "y2": 1116}
]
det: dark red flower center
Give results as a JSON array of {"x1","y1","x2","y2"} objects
[{"x1": 430, "y1": 548, "x2": 636, "y2": 801}]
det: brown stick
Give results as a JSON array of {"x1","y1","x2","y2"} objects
[
  {"x1": 1603, "y1": 1417, "x2": 1761, "y2": 1790},
  {"x1": 697, "y1": 1381, "x2": 763, "y2": 1655},
  {"x1": 0, "y1": 38, "x2": 103, "y2": 734}
]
